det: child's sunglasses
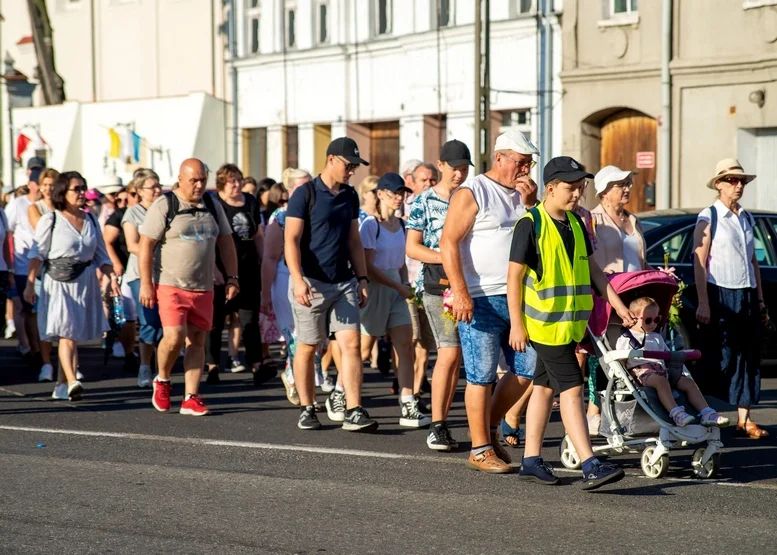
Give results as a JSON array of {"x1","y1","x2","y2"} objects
[{"x1": 640, "y1": 315, "x2": 662, "y2": 325}]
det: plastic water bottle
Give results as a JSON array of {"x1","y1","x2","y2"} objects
[{"x1": 112, "y1": 295, "x2": 126, "y2": 326}]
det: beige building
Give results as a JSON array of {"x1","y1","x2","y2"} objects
[
  {"x1": 1, "y1": 0, "x2": 230, "y2": 187},
  {"x1": 561, "y1": 0, "x2": 777, "y2": 212}
]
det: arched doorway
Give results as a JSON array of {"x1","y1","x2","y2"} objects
[{"x1": 600, "y1": 109, "x2": 657, "y2": 213}]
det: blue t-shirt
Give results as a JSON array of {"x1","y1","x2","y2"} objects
[
  {"x1": 406, "y1": 187, "x2": 451, "y2": 290},
  {"x1": 286, "y1": 176, "x2": 359, "y2": 283}
]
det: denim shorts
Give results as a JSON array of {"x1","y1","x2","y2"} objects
[
  {"x1": 459, "y1": 294, "x2": 536, "y2": 385},
  {"x1": 128, "y1": 279, "x2": 163, "y2": 344}
]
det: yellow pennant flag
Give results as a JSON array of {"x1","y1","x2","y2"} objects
[{"x1": 108, "y1": 128, "x2": 121, "y2": 159}]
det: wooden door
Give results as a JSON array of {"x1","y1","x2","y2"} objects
[
  {"x1": 369, "y1": 121, "x2": 400, "y2": 177},
  {"x1": 600, "y1": 109, "x2": 657, "y2": 213}
]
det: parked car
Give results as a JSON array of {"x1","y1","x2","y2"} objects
[{"x1": 638, "y1": 208, "x2": 777, "y2": 362}]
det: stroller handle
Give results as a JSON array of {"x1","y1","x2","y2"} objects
[{"x1": 639, "y1": 349, "x2": 702, "y2": 362}]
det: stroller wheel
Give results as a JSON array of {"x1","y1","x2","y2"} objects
[
  {"x1": 641, "y1": 446, "x2": 669, "y2": 479},
  {"x1": 691, "y1": 448, "x2": 721, "y2": 479},
  {"x1": 559, "y1": 435, "x2": 582, "y2": 470}
]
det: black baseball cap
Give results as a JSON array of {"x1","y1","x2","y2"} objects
[
  {"x1": 29, "y1": 168, "x2": 42, "y2": 184},
  {"x1": 377, "y1": 173, "x2": 412, "y2": 194},
  {"x1": 27, "y1": 156, "x2": 45, "y2": 170},
  {"x1": 326, "y1": 137, "x2": 369, "y2": 166},
  {"x1": 440, "y1": 139, "x2": 473, "y2": 167},
  {"x1": 543, "y1": 156, "x2": 594, "y2": 185}
]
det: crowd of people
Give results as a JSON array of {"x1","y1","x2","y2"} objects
[{"x1": 0, "y1": 132, "x2": 767, "y2": 490}]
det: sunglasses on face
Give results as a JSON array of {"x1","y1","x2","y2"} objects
[
  {"x1": 336, "y1": 157, "x2": 359, "y2": 172},
  {"x1": 68, "y1": 186, "x2": 88, "y2": 193},
  {"x1": 721, "y1": 177, "x2": 745, "y2": 185},
  {"x1": 117, "y1": 197, "x2": 128, "y2": 203},
  {"x1": 640, "y1": 315, "x2": 662, "y2": 325}
]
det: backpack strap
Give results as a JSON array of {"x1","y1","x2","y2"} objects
[
  {"x1": 375, "y1": 217, "x2": 405, "y2": 241},
  {"x1": 163, "y1": 191, "x2": 218, "y2": 234},
  {"x1": 709, "y1": 204, "x2": 717, "y2": 242},
  {"x1": 164, "y1": 191, "x2": 179, "y2": 233},
  {"x1": 303, "y1": 181, "x2": 316, "y2": 220},
  {"x1": 528, "y1": 206, "x2": 542, "y2": 239}
]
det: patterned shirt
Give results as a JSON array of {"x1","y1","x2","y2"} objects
[{"x1": 406, "y1": 187, "x2": 451, "y2": 290}]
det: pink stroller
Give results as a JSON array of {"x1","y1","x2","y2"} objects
[{"x1": 557, "y1": 270, "x2": 723, "y2": 479}]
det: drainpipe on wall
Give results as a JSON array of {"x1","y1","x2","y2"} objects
[
  {"x1": 229, "y1": 0, "x2": 239, "y2": 164},
  {"x1": 659, "y1": 0, "x2": 672, "y2": 208},
  {"x1": 537, "y1": 0, "x2": 553, "y2": 192}
]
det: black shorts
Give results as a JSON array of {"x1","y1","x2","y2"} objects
[{"x1": 531, "y1": 341, "x2": 584, "y2": 393}]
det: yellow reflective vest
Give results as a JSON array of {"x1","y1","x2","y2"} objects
[{"x1": 519, "y1": 203, "x2": 593, "y2": 346}]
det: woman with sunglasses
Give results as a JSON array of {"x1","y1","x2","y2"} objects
[
  {"x1": 123, "y1": 169, "x2": 164, "y2": 389},
  {"x1": 24, "y1": 171, "x2": 121, "y2": 401},
  {"x1": 694, "y1": 158, "x2": 768, "y2": 439},
  {"x1": 27, "y1": 168, "x2": 59, "y2": 383}
]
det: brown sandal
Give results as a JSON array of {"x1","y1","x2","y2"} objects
[{"x1": 736, "y1": 421, "x2": 770, "y2": 439}]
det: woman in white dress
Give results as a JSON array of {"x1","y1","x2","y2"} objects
[{"x1": 24, "y1": 171, "x2": 120, "y2": 401}]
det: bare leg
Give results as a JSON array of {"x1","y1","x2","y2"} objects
[
  {"x1": 642, "y1": 374, "x2": 680, "y2": 412},
  {"x1": 336, "y1": 329, "x2": 364, "y2": 409},
  {"x1": 414, "y1": 341, "x2": 429, "y2": 395},
  {"x1": 523, "y1": 384, "x2": 554, "y2": 458},
  {"x1": 675, "y1": 376, "x2": 709, "y2": 412},
  {"x1": 40, "y1": 340, "x2": 53, "y2": 365},
  {"x1": 466, "y1": 383, "x2": 491, "y2": 449},
  {"x1": 157, "y1": 326, "x2": 186, "y2": 380},
  {"x1": 184, "y1": 327, "x2": 207, "y2": 396},
  {"x1": 490, "y1": 374, "x2": 533, "y2": 428},
  {"x1": 13, "y1": 298, "x2": 29, "y2": 352},
  {"x1": 57, "y1": 339, "x2": 78, "y2": 384},
  {"x1": 388, "y1": 325, "x2": 414, "y2": 398},
  {"x1": 360, "y1": 334, "x2": 377, "y2": 366},
  {"x1": 293, "y1": 342, "x2": 317, "y2": 406},
  {"x1": 503, "y1": 383, "x2": 534, "y2": 446},
  {"x1": 431, "y1": 347, "x2": 461, "y2": 422},
  {"x1": 119, "y1": 321, "x2": 136, "y2": 355},
  {"x1": 227, "y1": 313, "x2": 241, "y2": 358}
]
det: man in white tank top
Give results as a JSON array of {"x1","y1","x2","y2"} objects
[{"x1": 440, "y1": 129, "x2": 539, "y2": 473}]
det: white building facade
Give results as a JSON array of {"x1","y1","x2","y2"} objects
[
  {"x1": 234, "y1": 0, "x2": 563, "y2": 183},
  {"x1": 1, "y1": 0, "x2": 230, "y2": 188}
]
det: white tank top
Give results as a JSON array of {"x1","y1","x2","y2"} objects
[{"x1": 458, "y1": 174, "x2": 529, "y2": 298}]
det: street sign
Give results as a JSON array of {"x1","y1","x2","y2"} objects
[{"x1": 636, "y1": 151, "x2": 655, "y2": 169}]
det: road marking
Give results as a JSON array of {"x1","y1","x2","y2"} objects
[
  {"x1": 1, "y1": 424, "x2": 776, "y2": 491},
  {"x1": 0, "y1": 387, "x2": 25, "y2": 397}
]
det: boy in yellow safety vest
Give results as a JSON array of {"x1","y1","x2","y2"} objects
[{"x1": 507, "y1": 156, "x2": 637, "y2": 491}]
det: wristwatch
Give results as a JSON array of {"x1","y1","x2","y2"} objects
[{"x1": 357, "y1": 276, "x2": 370, "y2": 284}]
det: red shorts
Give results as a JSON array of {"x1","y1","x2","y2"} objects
[{"x1": 156, "y1": 285, "x2": 214, "y2": 331}]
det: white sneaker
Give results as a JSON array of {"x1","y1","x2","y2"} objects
[
  {"x1": 137, "y1": 365, "x2": 152, "y2": 388},
  {"x1": 38, "y1": 364, "x2": 54, "y2": 382},
  {"x1": 67, "y1": 380, "x2": 84, "y2": 401},
  {"x1": 76, "y1": 368, "x2": 84, "y2": 381},
  {"x1": 112, "y1": 342, "x2": 126, "y2": 358},
  {"x1": 4, "y1": 320, "x2": 16, "y2": 339},
  {"x1": 320, "y1": 375, "x2": 335, "y2": 393},
  {"x1": 51, "y1": 383, "x2": 68, "y2": 400},
  {"x1": 700, "y1": 410, "x2": 730, "y2": 427}
]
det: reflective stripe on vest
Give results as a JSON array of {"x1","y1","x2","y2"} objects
[{"x1": 520, "y1": 203, "x2": 593, "y2": 346}]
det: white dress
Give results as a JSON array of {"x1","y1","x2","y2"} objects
[{"x1": 31, "y1": 210, "x2": 111, "y2": 342}]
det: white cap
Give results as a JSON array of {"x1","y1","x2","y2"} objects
[
  {"x1": 493, "y1": 130, "x2": 539, "y2": 156},
  {"x1": 594, "y1": 165, "x2": 633, "y2": 195},
  {"x1": 400, "y1": 159, "x2": 423, "y2": 177}
]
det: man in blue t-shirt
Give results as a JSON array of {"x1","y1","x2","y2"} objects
[{"x1": 285, "y1": 137, "x2": 378, "y2": 433}]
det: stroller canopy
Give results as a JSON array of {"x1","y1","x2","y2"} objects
[{"x1": 589, "y1": 270, "x2": 679, "y2": 337}]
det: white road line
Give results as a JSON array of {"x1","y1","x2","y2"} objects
[{"x1": 1, "y1": 424, "x2": 776, "y2": 491}]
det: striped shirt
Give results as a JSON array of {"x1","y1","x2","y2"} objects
[{"x1": 697, "y1": 200, "x2": 756, "y2": 289}]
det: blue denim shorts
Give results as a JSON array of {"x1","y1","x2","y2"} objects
[
  {"x1": 459, "y1": 295, "x2": 536, "y2": 385},
  {"x1": 128, "y1": 279, "x2": 163, "y2": 345}
]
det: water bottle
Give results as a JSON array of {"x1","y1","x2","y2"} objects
[{"x1": 112, "y1": 295, "x2": 126, "y2": 326}]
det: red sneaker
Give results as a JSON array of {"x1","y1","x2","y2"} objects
[
  {"x1": 180, "y1": 394, "x2": 211, "y2": 416},
  {"x1": 152, "y1": 378, "x2": 172, "y2": 412}
]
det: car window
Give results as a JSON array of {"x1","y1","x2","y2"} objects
[
  {"x1": 646, "y1": 227, "x2": 693, "y2": 265},
  {"x1": 639, "y1": 220, "x2": 662, "y2": 233},
  {"x1": 754, "y1": 219, "x2": 774, "y2": 266}
]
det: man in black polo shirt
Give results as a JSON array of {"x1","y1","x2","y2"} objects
[{"x1": 285, "y1": 137, "x2": 378, "y2": 432}]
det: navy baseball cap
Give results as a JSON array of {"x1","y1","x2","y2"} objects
[
  {"x1": 543, "y1": 156, "x2": 593, "y2": 185},
  {"x1": 27, "y1": 156, "x2": 45, "y2": 170},
  {"x1": 440, "y1": 140, "x2": 473, "y2": 167},
  {"x1": 377, "y1": 173, "x2": 412, "y2": 194},
  {"x1": 29, "y1": 168, "x2": 42, "y2": 184},
  {"x1": 326, "y1": 137, "x2": 369, "y2": 166}
]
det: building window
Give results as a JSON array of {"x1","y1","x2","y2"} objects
[
  {"x1": 500, "y1": 110, "x2": 532, "y2": 143},
  {"x1": 510, "y1": 0, "x2": 533, "y2": 15},
  {"x1": 286, "y1": 5, "x2": 297, "y2": 49},
  {"x1": 317, "y1": 1, "x2": 329, "y2": 44},
  {"x1": 375, "y1": 0, "x2": 392, "y2": 36},
  {"x1": 611, "y1": 0, "x2": 638, "y2": 15},
  {"x1": 437, "y1": 0, "x2": 453, "y2": 27},
  {"x1": 247, "y1": 0, "x2": 260, "y2": 54}
]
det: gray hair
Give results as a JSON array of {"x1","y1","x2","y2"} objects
[
  {"x1": 400, "y1": 159, "x2": 423, "y2": 177},
  {"x1": 414, "y1": 162, "x2": 439, "y2": 181}
]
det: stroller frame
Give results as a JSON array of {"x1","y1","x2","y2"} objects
[{"x1": 558, "y1": 271, "x2": 724, "y2": 479}]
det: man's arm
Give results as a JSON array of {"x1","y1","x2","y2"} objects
[
  {"x1": 406, "y1": 229, "x2": 441, "y2": 264},
  {"x1": 347, "y1": 218, "x2": 368, "y2": 279},
  {"x1": 284, "y1": 216, "x2": 313, "y2": 307},
  {"x1": 440, "y1": 188, "x2": 477, "y2": 322}
]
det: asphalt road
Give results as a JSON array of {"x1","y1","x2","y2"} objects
[{"x1": 2, "y1": 341, "x2": 777, "y2": 555}]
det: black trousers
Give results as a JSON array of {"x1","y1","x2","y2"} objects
[{"x1": 205, "y1": 283, "x2": 261, "y2": 367}]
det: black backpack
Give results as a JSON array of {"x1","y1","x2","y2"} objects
[{"x1": 163, "y1": 191, "x2": 218, "y2": 233}]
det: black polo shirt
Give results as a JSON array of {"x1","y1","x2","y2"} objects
[{"x1": 285, "y1": 175, "x2": 359, "y2": 283}]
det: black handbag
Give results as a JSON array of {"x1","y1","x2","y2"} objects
[
  {"x1": 44, "y1": 258, "x2": 92, "y2": 282},
  {"x1": 423, "y1": 263, "x2": 450, "y2": 296}
]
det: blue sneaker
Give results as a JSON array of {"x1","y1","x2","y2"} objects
[
  {"x1": 581, "y1": 461, "x2": 625, "y2": 491},
  {"x1": 518, "y1": 458, "x2": 560, "y2": 485}
]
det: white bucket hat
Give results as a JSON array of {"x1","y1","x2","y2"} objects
[
  {"x1": 706, "y1": 158, "x2": 756, "y2": 190},
  {"x1": 94, "y1": 175, "x2": 124, "y2": 195},
  {"x1": 594, "y1": 165, "x2": 633, "y2": 195}
]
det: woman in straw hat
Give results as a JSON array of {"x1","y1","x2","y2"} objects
[{"x1": 693, "y1": 158, "x2": 768, "y2": 439}]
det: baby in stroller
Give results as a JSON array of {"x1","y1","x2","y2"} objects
[{"x1": 615, "y1": 296, "x2": 729, "y2": 428}]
